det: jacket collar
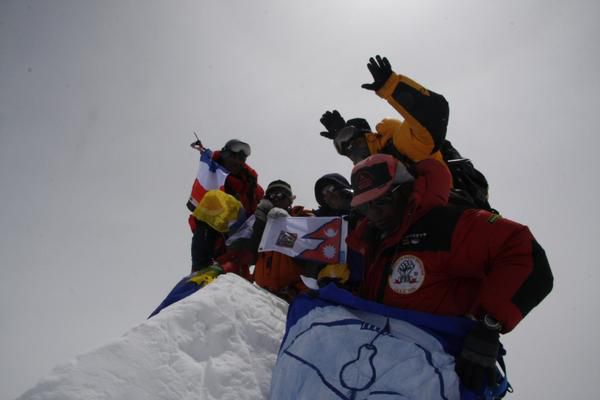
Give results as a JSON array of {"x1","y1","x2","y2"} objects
[{"x1": 212, "y1": 150, "x2": 259, "y2": 179}]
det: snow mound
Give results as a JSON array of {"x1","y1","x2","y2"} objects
[{"x1": 17, "y1": 274, "x2": 289, "y2": 400}]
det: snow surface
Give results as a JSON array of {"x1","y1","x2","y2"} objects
[{"x1": 17, "y1": 274, "x2": 288, "y2": 400}]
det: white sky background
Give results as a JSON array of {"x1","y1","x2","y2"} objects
[{"x1": 0, "y1": 0, "x2": 598, "y2": 398}]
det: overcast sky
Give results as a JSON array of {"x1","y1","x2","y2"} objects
[{"x1": 1, "y1": 1, "x2": 599, "y2": 398}]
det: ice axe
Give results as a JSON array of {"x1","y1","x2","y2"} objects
[{"x1": 190, "y1": 132, "x2": 205, "y2": 151}]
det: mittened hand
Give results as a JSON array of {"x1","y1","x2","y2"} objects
[
  {"x1": 255, "y1": 199, "x2": 274, "y2": 222},
  {"x1": 190, "y1": 139, "x2": 204, "y2": 151},
  {"x1": 267, "y1": 207, "x2": 290, "y2": 219},
  {"x1": 320, "y1": 110, "x2": 346, "y2": 139},
  {"x1": 455, "y1": 321, "x2": 500, "y2": 391},
  {"x1": 361, "y1": 55, "x2": 393, "y2": 91}
]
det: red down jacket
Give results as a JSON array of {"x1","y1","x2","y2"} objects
[{"x1": 346, "y1": 159, "x2": 553, "y2": 332}]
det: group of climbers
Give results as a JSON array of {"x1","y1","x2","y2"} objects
[
  {"x1": 179, "y1": 141, "x2": 361, "y2": 301},
  {"x1": 150, "y1": 54, "x2": 553, "y2": 397}
]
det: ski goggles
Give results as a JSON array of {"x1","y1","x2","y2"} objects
[
  {"x1": 333, "y1": 126, "x2": 363, "y2": 156},
  {"x1": 224, "y1": 140, "x2": 251, "y2": 158}
]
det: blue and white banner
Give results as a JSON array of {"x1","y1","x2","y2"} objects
[
  {"x1": 269, "y1": 284, "x2": 509, "y2": 400},
  {"x1": 258, "y1": 216, "x2": 348, "y2": 264}
]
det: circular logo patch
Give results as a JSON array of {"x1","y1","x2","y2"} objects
[{"x1": 388, "y1": 255, "x2": 425, "y2": 294}]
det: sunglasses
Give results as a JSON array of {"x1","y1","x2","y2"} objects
[
  {"x1": 226, "y1": 141, "x2": 251, "y2": 157},
  {"x1": 267, "y1": 191, "x2": 290, "y2": 201},
  {"x1": 353, "y1": 184, "x2": 407, "y2": 215},
  {"x1": 355, "y1": 195, "x2": 393, "y2": 215}
]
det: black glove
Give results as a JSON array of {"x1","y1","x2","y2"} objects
[
  {"x1": 254, "y1": 199, "x2": 274, "y2": 222},
  {"x1": 455, "y1": 320, "x2": 500, "y2": 391},
  {"x1": 320, "y1": 110, "x2": 346, "y2": 139},
  {"x1": 361, "y1": 55, "x2": 393, "y2": 92}
]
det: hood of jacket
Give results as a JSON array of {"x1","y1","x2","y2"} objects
[
  {"x1": 314, "y1": 173, "x2": 352, "y2": 208},
  {"x1": 348, "y1": 158, "x2": 451, "y2": 250}
]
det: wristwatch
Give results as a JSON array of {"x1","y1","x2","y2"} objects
[{"x1": 482, "y1": 314, "x2": 502, "y2": 331}]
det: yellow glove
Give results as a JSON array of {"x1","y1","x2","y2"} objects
[{"x1": 317, "y1": 263, "x2": 350, "y2": 287}]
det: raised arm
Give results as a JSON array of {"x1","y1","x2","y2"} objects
[{"x1": 362, "y1": 55, "x2": 449, "y2": 154}]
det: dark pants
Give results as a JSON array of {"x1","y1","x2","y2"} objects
[{"x1": 191, "y1": 219, "x2": 219, "y2": 272}]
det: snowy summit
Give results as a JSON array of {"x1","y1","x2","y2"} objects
[{"x1": 17, "y1": 274, "x2": 288, "y2": 400}]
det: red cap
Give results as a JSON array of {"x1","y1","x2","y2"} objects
[{"x1": 350, "y1": 154, "x2": 414, "y2": 207}]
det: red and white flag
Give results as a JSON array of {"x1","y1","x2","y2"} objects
[
  {"x1": 258, "y1": 216, "x2": 348, "y2": 264},
  {"x1": 187, "y1": 149, "x2": 229, "y2": 212}
]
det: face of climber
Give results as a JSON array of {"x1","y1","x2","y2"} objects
[
  {"x1": 321, "y1": 184, "x2": 351, "y2": 212},
  {"x1": 334, "y1": 127, "x2": 371, "y2": 165},
  {"x1": 267, "y1": 189, "x2": 294, "y2": 210},
  {"x1": 345, "y1": 136, "x2": 371, "y2": 165},
  {"x1": 221, "y1": 151, "x2": 246, "y2": 175},
  {"x1": 358, "y1": 183, "x2": 413, "y2": 233}
]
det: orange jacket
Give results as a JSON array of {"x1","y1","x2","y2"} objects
[
  {"x1": 253, "y1": 206, "x2": 313, "y2": 298},
  {"x1": 365, "y1": 72, "x2": 450, "y2": 173}
]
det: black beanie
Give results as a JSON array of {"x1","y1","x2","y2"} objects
[{"x1": 266, "y1": 180, "x2": 293, "y2": 196}]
